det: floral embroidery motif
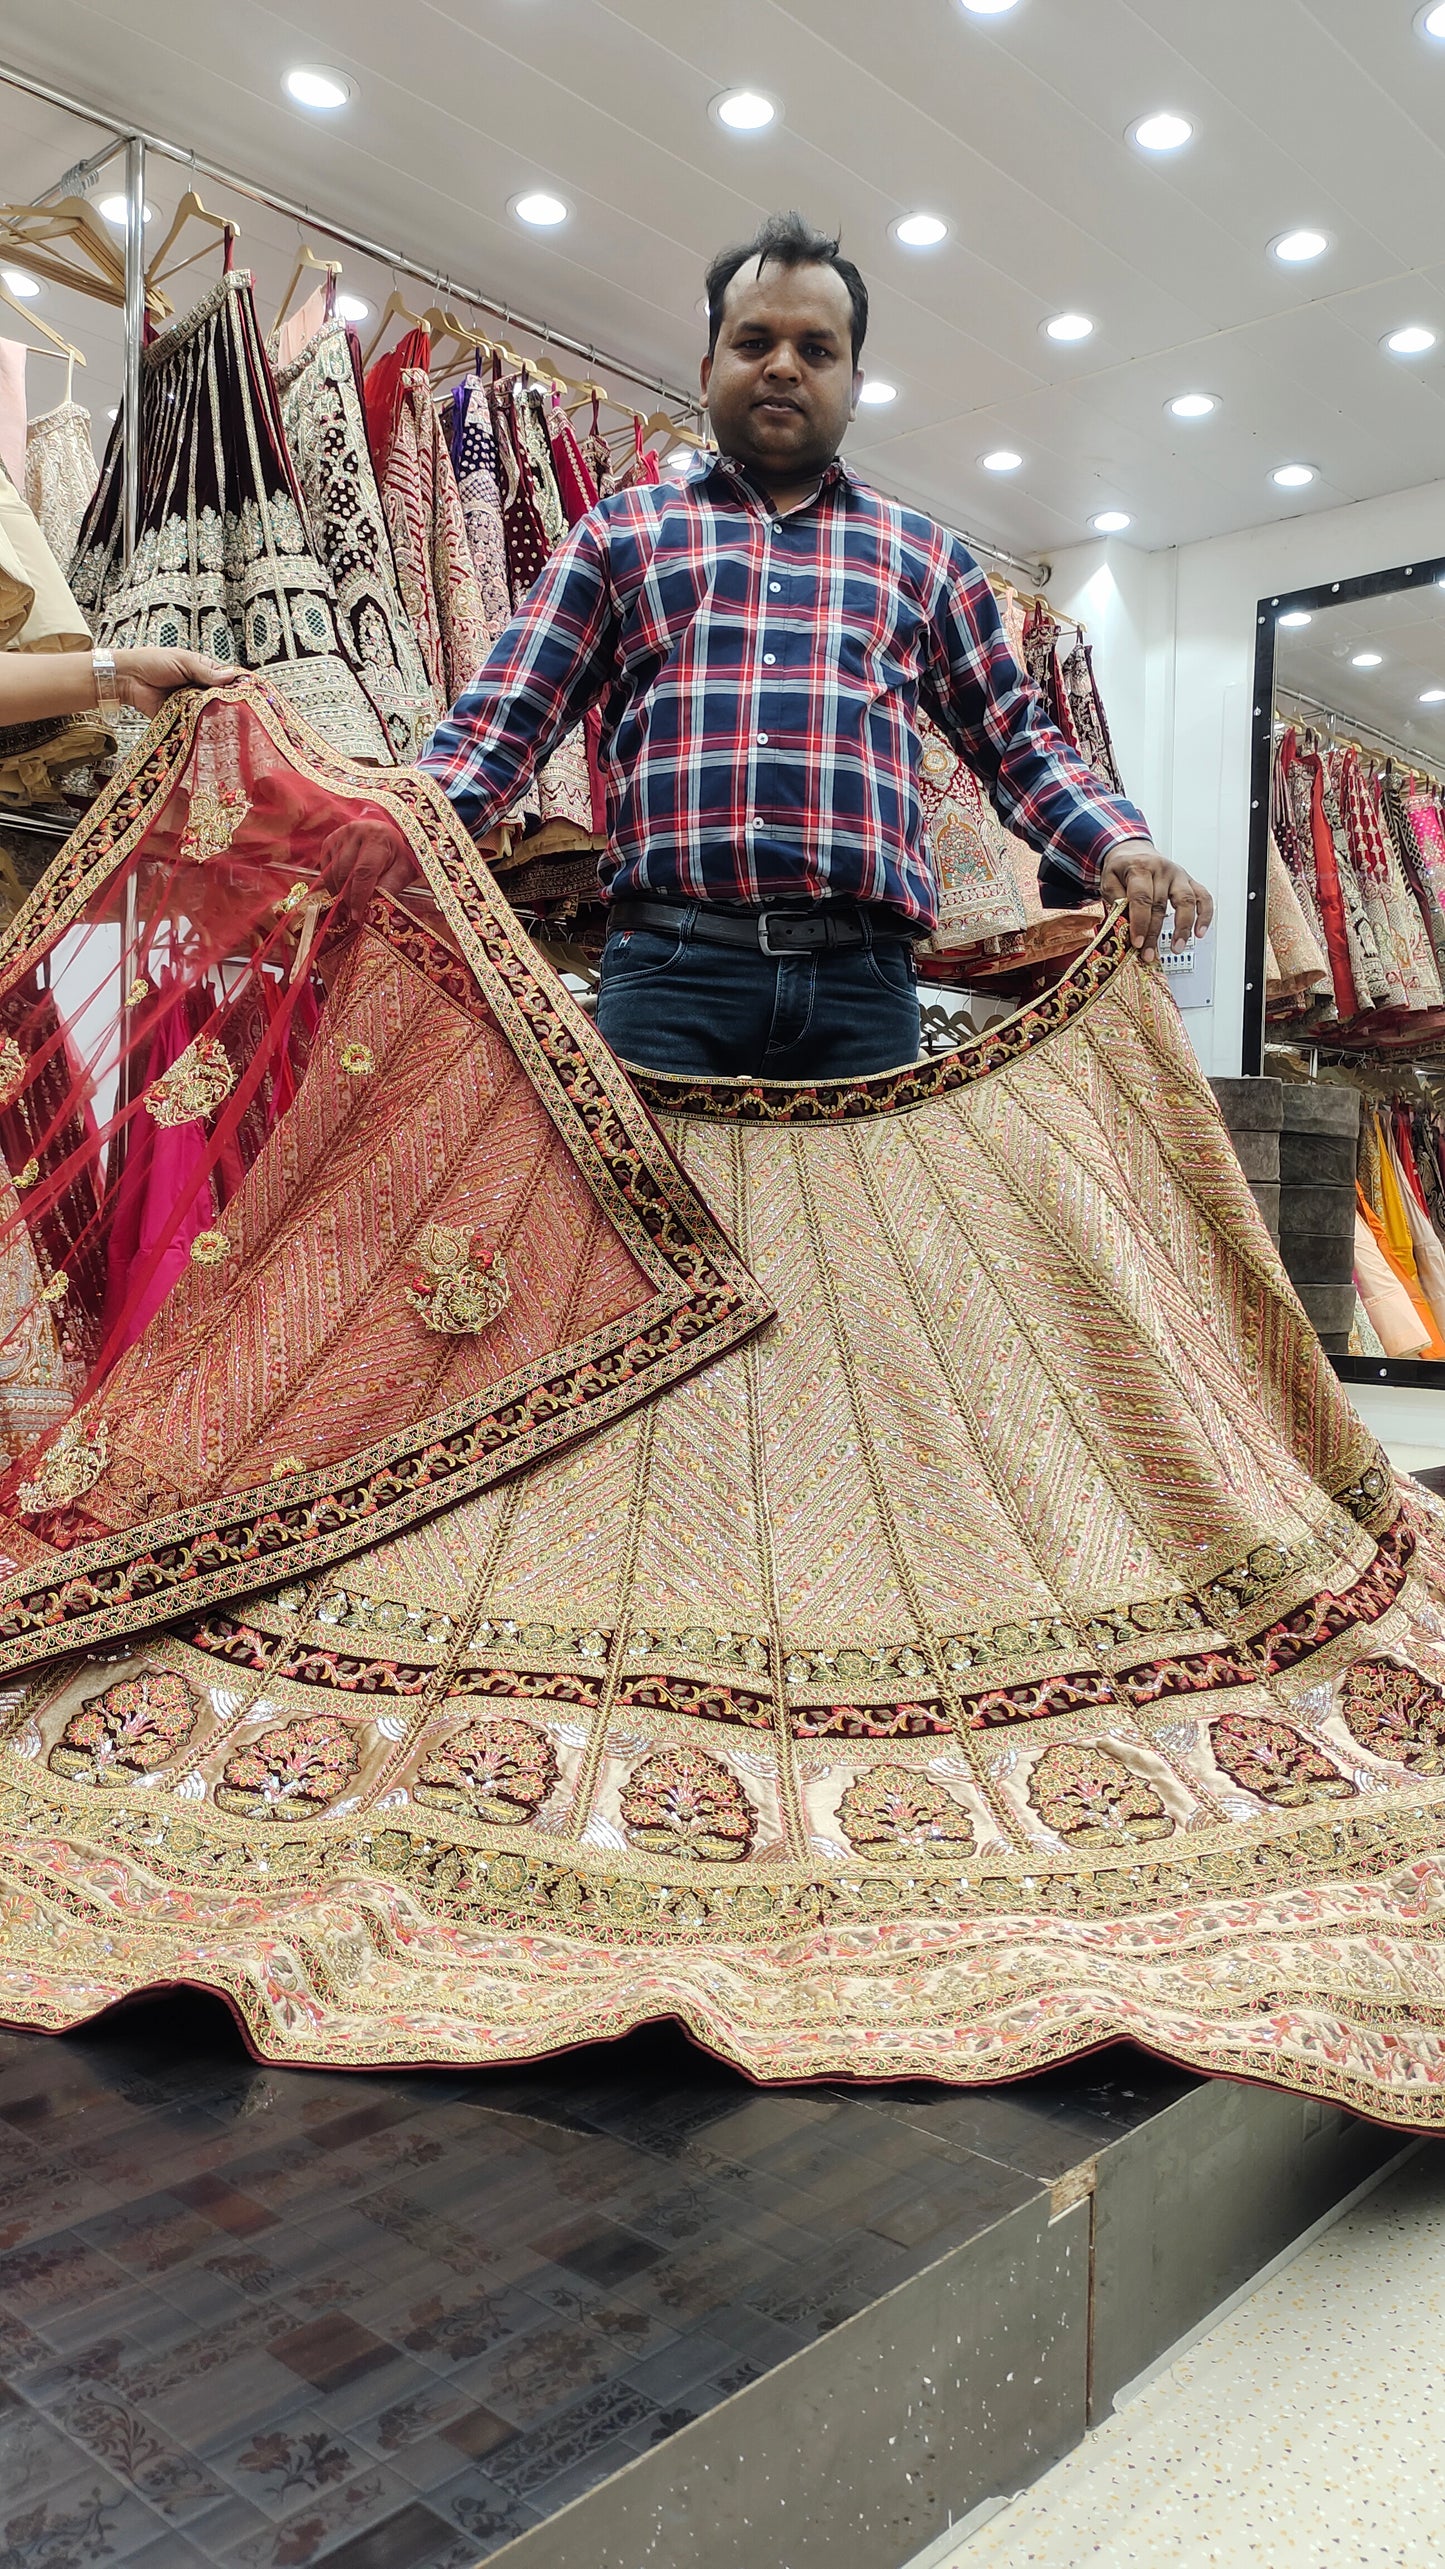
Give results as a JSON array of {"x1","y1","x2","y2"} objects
[
  {"x1": 339, "y1": 1042, "x2": 375, "y2": 1076},
  {"x1": 215, "y1": 1714, "x2": 360, "y2": 1819},
  {"x1": 0, "y1": 1036, "x2": 24, "y2": 1107},
  {"x1": 190, "y1": 1229, "x2": 232, "y2": 1266},
  {"x1": 1339, "y1": 1658, "x2": 1445, "y2": 1773},
  {"x1": 1210, "y1": 1712, "x2": 1354, "y2": 1806},
  {"x1": 40, "y1": 1271, "x2": 67, "y2": 1305},
  {"x1": 13, "y1": 1158, "x2": 37, "y2": 1190},
  {"x1": 620, "y1": 1746, "x2": 756, "y2": 1862},
  {"x1": 16, "y1": 1414, "x2": 110, "y2": 1514},
  {"x1": 126, "y1": 976, "x2": 150, "y2": 1005},
  {"x1": 404, "y1": 1224, "x2": 510, "y2": 1336},
  {"x1": 144, "y1": 1034, "x2": 235, "y2": 1127},
  {"x1": 414, "y1": 1717, "x2": 559, "y2": 1824},
  {"x1": 49, "y1": 1670, "x2": 201, "y2": 1784},
  {"x1": 1027, "y1": 1742, "x2": 1174, "y2": 1847},
  {"x1": 178, "y1": 783, "x2": 251, "y2": 864},
  {"x1": 837, "y1": 1765, "x2": 976, "y2": 1861}
]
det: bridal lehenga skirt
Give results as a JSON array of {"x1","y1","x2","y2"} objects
[{"x1": 0, "y1": 683, "x2": 1443, "y2": 2125}]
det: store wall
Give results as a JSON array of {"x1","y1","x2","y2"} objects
[{"x1": 1048, "y1": 475, "x2": 1445, "y2": 1080}]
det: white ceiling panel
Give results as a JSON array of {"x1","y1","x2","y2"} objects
[{"x1": 1, "y1": 0, "x2": 1444, "y2": 562}]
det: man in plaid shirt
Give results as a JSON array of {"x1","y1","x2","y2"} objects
[{"x1": 391, "y1": 213, "x2": 1209, "y2": 1079}]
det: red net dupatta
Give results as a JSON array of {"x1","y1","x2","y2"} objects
[{"x1": 0, "y1": 679, "x2": 770, "y2": 1672}]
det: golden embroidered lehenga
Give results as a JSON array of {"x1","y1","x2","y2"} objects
[{"x1": 0, "y1": 682, "x2": 1444, "y2": 2128}]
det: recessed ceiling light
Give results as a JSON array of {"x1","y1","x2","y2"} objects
[
  {"x1": 893, "y1": 213, "x2": 948, "y2": 249},
  {"x1": 1421, "y1": 687, "x2": 1445, "y2": 703},
  {"x1": 1272, "y1": 228, "x2": 1328, "y2": 264},
  {"x1": 857, "y1": 379, "x2": 898, "y2": 405},
  {"x1": 1277, "y1": 610, "x2": 1312, "y2": 628},
  {"x1": 106, "y1": 406, "x2": 118, "y2": 421},
  {"x1": 712, "y1": 89, "x2": 777, "y2": 131},
  {"x1": 957, "y1": 0, "x2": 1022, "y2": 14},
  {"x1": 1168, "y1": 392, "x2": 1218, "y2": 419},
  {"x1": 1272, "y1": 463, "x2": 1316, "y2": 488},
  {"x1": 1385, "y1": 324, "x2": 1437, "y2": 356},
  {"x1": 1419, "y1": 2, "x2": 1445, "y2": 36},
  {"x1": 1045, "y1": 312, "x2": 1094, "y2": 342},
  {"x1": 334, "y1": 293, "x2": 370, "y2": 324},
  {"x1": 512, "y1": 191, "x2": 569, "y2": 227},
  {"x1": 1351, "y1": 651, "x2": 1383, "y2": 668},
  {"x1": 981, "y1": 448, "x2": 1023, "y2": 472},
  {"x1": 283, "y1": 65, "x2": 352, "y2": 110},
  {"x1": 1130, "y1": 111, "x2": 1193, "y2": 153},
  {"x1": 97, "y1": 194, "x2": 153, "y2": 225},
  {"x1": 0, "y1": 269, "x2": 39, "y2": 299},
  {"x1": 1092, "y1": 510, "x2": 1132, "y2": 534}
]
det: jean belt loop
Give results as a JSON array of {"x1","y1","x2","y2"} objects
[
  {"x1": 859, "y1": 907, "x2": 874, "y2": 951},
  {"x1": 681, "y1": 901, "x2": 699, "y2": 943}
]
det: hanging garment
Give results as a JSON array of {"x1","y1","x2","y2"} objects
[
  {"x1": 0, "y1": 463, "x2": 113, "y2": 803},
  {"x1": 490, "y1": 372, "x2": 552, "y2": 603},
  {"x1": 1370, "y1": 1140, "x2": 1445, "y2": 1355},
  {"x1": 528, "y1": 391, "x2": 601, "y2": 852},
  {"x1": 447, "y1": 374, "x2": 512, "y2": 650},
  {"x1": 1388, "y1": 1118, "x2": 1445, "y2": 1339},
  {"x1": 272, "y1": 316, "x2": 438, "y2": 760},
  {"x1": 1317, "y1": 752, "x2": 1391, "y2": 1009},
  {"x1": 917, "y1": 710, "x2": 1030, "y2": 951},
  {"x1": 23, "y1": 400, "x2": 98, "y2": 576},
  {"x1": 1353, "y1": 1199, "x2": 1429, "y2": 1356},
  {"x1": 1058, "y1": 633, "x2": 1124, "y2": 792},
  {"x1": 371, "y1": 366, "x2": 489, "y2": 704},
  {"x1": 3, "y1": 680, "x2": 1445, "y2": 2131},
  {"x1": 1264, "y1": 832, "x2": 1330, "y2": 1005},
  {"x1": 272, "y1": 284, "x2": 328, "y2": 374},
  {"x1": 0, "y1": 342, "x2": 24, "y2": 492},
  {"x1": 1339, "y1": 748, "x2": 1441, "y2": 1012},
  {"x1": 362, "y1": 326, "x2": 431, "y2": 482},
  {"x1": 1271, "y1": 731, "x2": 1335, "y2": 1003},
  {"x1": 69, "y1": 270, "x2": 391, "y2": 763},
  {"x1": 514, "y1": 380, "x2": 567, "y2": 548}
]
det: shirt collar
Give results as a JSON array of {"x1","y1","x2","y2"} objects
[{"x1": 702, "y1": 449, "x2": 853, "y2": 507}]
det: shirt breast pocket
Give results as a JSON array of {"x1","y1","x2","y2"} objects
[
  {"x1": 615, "y1": 548, "x2": 719, "y2": 684},
  {"x1": 831, "y1": 565, "x2": 923, "y2": 698}
]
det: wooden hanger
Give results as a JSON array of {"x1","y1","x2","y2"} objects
[
  {"x1": 272, "y1": 241, "x2": 342, "y2": 336},
  {"x1": 0, "y1": 196, "x2": 172, "y2": 316},
  {"x1": 0, "y1": 277, "x2": 85, "y2": 371},
  {"x1": 144, "y1": 189, "x2": 239, "y2": 293},
  {"x1": 361, "y1": 288, "x2": 433, "y2": 367}
]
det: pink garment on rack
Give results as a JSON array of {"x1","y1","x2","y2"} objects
[
  {"x1": 0, "y1": 342, "x2": 26, "y2": 492},
  {"x1": 99, "y1": 978, "x2": 219, "y2": 1361},
  {"x1": 273, "y1": 285, "x2": 329, "y2": 372}
]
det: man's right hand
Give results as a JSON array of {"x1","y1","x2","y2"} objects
[{"x1": 317, "y1": 817, "x2": 416, "y2": 926}]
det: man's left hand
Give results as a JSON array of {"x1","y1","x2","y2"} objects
[{"x1": 1100, "y1": 842, "x2": 1213, "y2": 965}]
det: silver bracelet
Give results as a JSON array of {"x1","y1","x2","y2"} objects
[{"x1": 91, "y1": 646, "x2": 122, "y2": 723}]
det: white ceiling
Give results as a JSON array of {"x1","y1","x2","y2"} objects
[
  {"x1": 1275, "y1": 578, "x2": 1445, "y2": 753},
  {"x1": 3, "y1": 0, "x2": 1445, "y2": 563}
]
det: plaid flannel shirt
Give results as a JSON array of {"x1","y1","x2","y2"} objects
[{"x1": 419, "y1": 453, "x2": 1151, "y2": 929}]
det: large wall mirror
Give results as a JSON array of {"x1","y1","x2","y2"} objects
[{"x1": 1248, "y1": 553, "x2": 1445, "y2": 1390}]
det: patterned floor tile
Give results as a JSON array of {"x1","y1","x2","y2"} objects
[
  {"x1": 0, "y1": 2470, "x2": 169, "y2": 2566},
  {"x1": 49, "y1": 2379, "x2": 229, "y2": 2524},
  {"x1": 204, "y1": 2413, "x2": 377, "y2": 2521}
]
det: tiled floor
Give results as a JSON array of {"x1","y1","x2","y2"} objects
[
  {"x1": 940, "y1": 2143, "x2": 1445, "y2": 2566},
  {"x1": 0, "y1": 1990, "x2": 1191, "y2": 2569}
]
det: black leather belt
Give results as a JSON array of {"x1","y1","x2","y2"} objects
[{"x1": 608, "y1": 898, "x2": 916, "y2": 957}]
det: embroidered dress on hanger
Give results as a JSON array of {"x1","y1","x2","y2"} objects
[
  {"x1": 24, "y1": 400, "x2": 98, "y2": 576},
  {"x1": 370, "y1": 365, "x2": 489, "y2": 704},
  {"x1": 272, "y1": 316, "x2": 438, "y2": 760},
  {"x1": 69, "y1": 270, "x2": 391, "y2": 762},
  {"x1": 489, "y1": 373, "x2": 552, "y2": 603},
  {"x1": 446, "y1": 375, "x2": 512, "y2": 649}
]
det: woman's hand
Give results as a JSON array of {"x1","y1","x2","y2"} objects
[{"x1": 113, "y1": 649, "x2": 244, "y2": 714}]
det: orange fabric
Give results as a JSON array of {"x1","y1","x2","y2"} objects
[{"x1": 1356, "y1": 1183, "x2": 1445, "y2": 1358}]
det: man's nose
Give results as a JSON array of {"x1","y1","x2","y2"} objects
[{"x1": 762, "y1": 341, "x2": 803, "y2": 380}]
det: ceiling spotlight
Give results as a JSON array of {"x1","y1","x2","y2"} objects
[
  {"x1": 1130, "y1": 111, "x2": 1193, "y2": 152},
  {"x1": 1277, "y1": 610, "x2": 1312, "y2": 628},
  {"x1": 512, "y1": 191, "x2": 569, "y2": 227},
  {"x1": 1351, "y1": 651, "x2": 1383, "y2": 668},
  {"x1": 283, "y1": 65, "x2": 352, "y2": 110},
  {"x1": 334, "y1": 293, "x2": 370, "y2": 324},
  {"x1": 1421, "y1": 688, "x2": 1445, "y2": 703},
  {"x1": 1168, "y1": 392, "x2": 1218, "y2": 419},
  {"x1": 957, "y1": 0, "x2": 1022, "y2": 13},
  {"x1": 1385, "y1": 324, "x2": 1437, "y2": 356},
  {"x1": 1272, "y1": 463, "x2": 1316, "y2": 488},
  {"x1": 1092, "y1": 510, "x2": 1132, "y2": 534},
  {"x1": 0, "y1": 269, "x2": 39, "y2": 299},
  {"x1": 981, "y1": 449, "x2": 1023, "y2": 472},
  {"x1": 893, "y1": 213, "x2": 948, "y2": 249},
  {"x1": 1045, "y1": 312, "x2": 1094, "y2": 342},
  {"x1": 1420, "y1": 2, "x2": 1445, "y2": 34},
  {"x1": 1271, "y1": 228, "x2": 1328, "y2": 264},
  {"x1": 857, "y1": 379, "x2": 898, "y2": 405},
  {"x1": 712, "y1": 89, "x2": 777, "y2": 130},
  {"x1": 97, "y1": 194, "x2": 153, "y2": 225}
]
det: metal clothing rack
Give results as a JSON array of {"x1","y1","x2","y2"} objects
[
  {"x1": 1273, "y1": 681, "x2": 1438, "y2": 772},
  {"x1": 0, "y1": 58, "x2": 1053, "y2": 594}
]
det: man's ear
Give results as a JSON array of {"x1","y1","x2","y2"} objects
[
  {"x1": 849, "y1": 365, "x2": 864, "y2": 420},
  {"x1": 700, "y1": 351, "x2": 713, "y2": 399}
]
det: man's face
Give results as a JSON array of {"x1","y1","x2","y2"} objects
[{"x1": 701, "y1": 258, "x2": 862, "y2": 487}]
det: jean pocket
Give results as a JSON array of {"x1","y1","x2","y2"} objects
[
  {"x1": 863, "y1": 937, "x2": 918, "y2": 993},
  {"x1": 601, "y1": 926, "x2": 689, "y2": 985}
]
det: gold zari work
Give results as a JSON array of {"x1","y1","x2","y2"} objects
[
  {"x1": 8, "y1": 693, "x2": 1445, "y2": 2126},
  {"x1": 142, "y1": 1034, "x2": 235, "y2": 1127}
]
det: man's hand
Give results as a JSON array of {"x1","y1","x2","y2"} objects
[
  {"x1": 316, "y1": 816, "x2": 416, "y2": 927},
  {"x1": 113, "y1": 649, "x2": 244, "y2": 714},
  {"x1": 1100, "y1": 841, "x2": 1214, "y2": 966}
]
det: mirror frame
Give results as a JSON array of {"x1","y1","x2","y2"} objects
[{"x1": 1248, "y1": 551, "x2": 1445, "y2": 1390}]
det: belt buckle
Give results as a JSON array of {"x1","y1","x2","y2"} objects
[{"x1": 756, "y1": 908, "x2": 792, "y2": 958}]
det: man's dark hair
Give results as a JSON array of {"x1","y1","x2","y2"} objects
[{"x1": 705, "y1": 211, "x2": 869, "y2": 366}]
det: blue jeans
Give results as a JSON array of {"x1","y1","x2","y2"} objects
[{"x1": 596, "y1": 915, "x2": 921, "y2": 1079}]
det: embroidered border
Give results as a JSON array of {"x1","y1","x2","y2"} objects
[{"x1": 0, "y1": 680, "x2": 774, "y2": 1675}]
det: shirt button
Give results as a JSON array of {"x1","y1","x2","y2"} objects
[
  {"x1": 771, "y1": 521, "x2": 784, "y2": 534},
  {"x1": 769, "y1": 581, "x2": 782, "y2": 594},
  {"x1": 757, "y1": 732, "x2": 769, "y2": 745},
  {"x1": 763, "y1": 653, "x2": 776, "y2": 665}
]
